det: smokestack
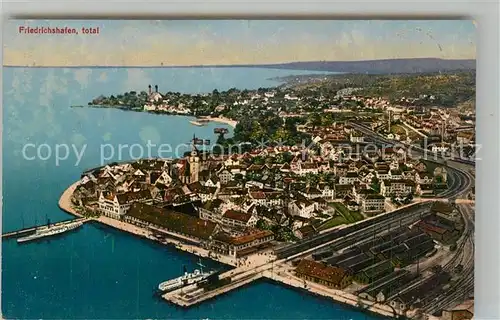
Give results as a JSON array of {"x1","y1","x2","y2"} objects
[
  {"x1": 148, "y1": 85, "x2": 152, "y2": 95},
  {"x1": 155, "y1": 85, "x2": 158, "y2": 93}
]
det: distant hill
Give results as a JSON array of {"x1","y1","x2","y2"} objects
[
  {"x1": 7, "y1": 58, "x2": 475, "y2": 74},
  {"x1": 255, "y1": 58, "x2": 475, "y2": 74}
]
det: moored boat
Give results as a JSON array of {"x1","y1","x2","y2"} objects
[
  {"x1": 17, "y1": 221, "x2": 83, "y2": 243},
  {"x1": 157, "y1": 260, "x2": 216, "y2": 293}
]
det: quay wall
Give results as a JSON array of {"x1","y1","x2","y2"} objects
[{"x1": 59, "y1": 180, "x2": 400, "y2": 319}]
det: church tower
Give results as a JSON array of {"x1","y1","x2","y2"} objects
[{"x1": 189, "y1": 134, "x2": 200, "y2": 183}]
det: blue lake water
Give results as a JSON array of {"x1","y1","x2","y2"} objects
[{"x1": 2, "y1": 67, "x2": 383, "y2": 319}]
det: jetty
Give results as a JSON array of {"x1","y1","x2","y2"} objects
[
  {"x1": 161, "y1": 258, "x2": 396, "y2": 318},
  {"x1": 2, "y1": 217, "x2": 89, "y2": 239},
  {"x1": 162, "y1": 260, "x2": 271, "y2": 307}
]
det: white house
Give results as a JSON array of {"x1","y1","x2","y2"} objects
[
  {"x1": 318, "y1": 184, "x2": 335, "y2": 200},
  {"x1": 431, "y1": 143, "x2": 450, "y2": 154},
  {"x1": 361, "y1": 194, "x2": 386, "y2": 214},
  {"x1": 155, "y1": 170, "x2": 173, "y2": 186},
  {"x1": 415, "y1": 172, "x2": 434, "y2": 185},
  {"x1": 288, "y1": 198, "x2": 317, "y2": 219},
  {"x1": 217, "y1": 169, "x2": 234, "y2": 185},
  {"x1": 380, "y1": 180, "x2": 415, "y2": 197},
  {"x1": 98, "y1": 190, "x2": 153, "y2": 219},
  {"x1": 389, "y1": 170, "x2": 403, "y2": 180},
  {"x1": 339, "y1": 171, "x2": 359, "y2": 185},
  {"x1": 221, "y1": 210, "x2": 258, "y2": 228}
]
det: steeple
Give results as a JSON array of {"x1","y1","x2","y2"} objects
[{"x1": 189, "y1": 133, "x2": 200, "y2": 183}]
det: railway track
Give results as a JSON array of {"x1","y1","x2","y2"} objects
[{"x1": 276, "y1": 203, "x2": 432, "y2": 259}]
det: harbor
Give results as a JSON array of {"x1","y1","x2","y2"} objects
[
  {"x1": 52, "y1": 181, "x2": 409, "y2": 319},
  {"x1": 159, "y1": 256, "x2": 396, "y2": 318}
]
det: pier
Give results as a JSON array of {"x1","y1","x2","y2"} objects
[
  {"x1": 2, "y1": 217, "x2": 89, "y2": 239},
  {"x1": 161, "y1": 259, "x2": 396, "y2": 318},
  {"x1": 162, "y1": 260, "x2": 273, "y2": 307}
]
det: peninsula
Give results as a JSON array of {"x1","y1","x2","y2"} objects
[{"x1": 59, "y1": 70, "x2": 476, "y2": 319}]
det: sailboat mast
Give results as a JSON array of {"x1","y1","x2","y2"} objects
[{"x1": 198, "y1": 258, "x2": 204, "y2": 273}]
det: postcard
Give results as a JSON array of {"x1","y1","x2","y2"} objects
[{"x1": 2, "y1": 19, "x2": 475, "y2": 320}]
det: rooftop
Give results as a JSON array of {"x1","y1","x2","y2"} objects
[{"x1": 127, "y1": 202, "x2": 217, "y2": 240}]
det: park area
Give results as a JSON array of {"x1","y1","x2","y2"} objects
[{"x1": 317, "y1": 203, "x2": 365, "y2": 231}]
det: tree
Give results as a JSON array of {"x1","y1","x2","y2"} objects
[
  {"x1": 273, "y1": 127, "x2": 290, "y2": 143},
  {"x1": 308, "y1": 112, "x2": 322, "y2": 129},
  {"x1": 253, "y1": 156, "x2": 265, "y2": 165},
  {"x1": 435, "y1": 175, "x2": 443, "y2": 184},
  {"x1": 371, "y1": 177, "x2": 380, "y2": 192},
  {"x1": 256, "y1": 219, "x2": 269, "y2": 230}
]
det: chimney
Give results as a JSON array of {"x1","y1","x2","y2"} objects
[
  {"x1": 148, "y1": 85, "x2": 152, "y2": 95},
  {"x1": 155, "y1": 85, "x2": 158, "y2": 93}
]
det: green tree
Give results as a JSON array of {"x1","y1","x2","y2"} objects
[{"x1": 256, "y1": 219, "x2": 269, "y2": 230}]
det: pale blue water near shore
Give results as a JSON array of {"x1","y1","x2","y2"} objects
[{"x1": 2, "y1": 67, "x2": 384, "y2": 319}]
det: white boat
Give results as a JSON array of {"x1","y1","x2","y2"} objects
[
  {"x1": 17, "y1": 221, "x2": 83, "y2": 243},
  {"x1": 158, "y1": 260, "x2": 215, "y2": 293}
]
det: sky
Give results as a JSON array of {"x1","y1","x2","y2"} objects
[{"x1": 3, "y1": 20, "x2": 476, "y2": 67}]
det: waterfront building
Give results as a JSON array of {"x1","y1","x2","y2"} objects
[
  {"x1": 125, "y1": 202, "x2": 221, "y2": 245},
  {"x1": 295, "y1": 259, "x2": 352, "y2": 290},
  {"x1": 211, "y1": 229, "x2": 274, "y2": 258},
  {"x1": 98, "y1": 190, "x2": 153, "y2": 218}
]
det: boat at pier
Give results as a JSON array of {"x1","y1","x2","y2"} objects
[
  {"x1": 17, "y1": 221, "x2": 83, "y2": 243},
  {"x1": 157, "y1": 260, "x2": 215, "y2": 293}
]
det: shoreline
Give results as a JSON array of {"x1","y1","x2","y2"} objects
[
  {"x1": 57, "y1": 181, "x2": 238, "y2": 267},
  {"x1": 198, "y1": 116, "x2": 238, "y2": 128},
  {"x1": 82, "y1": 105, "x2": 238, "y2": 129},
  {"x1": 265, "y1": 270, "x2": 398, "y2": 319},
  {"x1": 58, "y1": 181, "x2": 397, "y2": 319},
  {"x1": 58, "y1": 181, "x2": 84, "y2": 218}
]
